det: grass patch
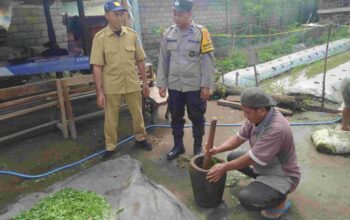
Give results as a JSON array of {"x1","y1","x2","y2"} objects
[
  {"x1": 304, "y1": 51, "x2": 350, "y2": 78},
  {"x1": 261, "y1": 51, "x2": 350, "y2": 94},
  {"x1": 12, "y1": 188, "x2": 110, "y2": 220}
]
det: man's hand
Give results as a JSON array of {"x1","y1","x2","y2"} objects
[
  {"x1": 159, "y1": 87, "x2": 167, "y2": 98},
  {"x1": 200, "y1": 87, "x2": 210, "y2": 101},
  {"x1": 207, "y1": 163, "x2": 227, "y2": 183},
  {"x1": 96, "y1": 93, "x2": 106, "y2": 109},
  {"x1": 204, "y1": 143, "x2": 220, "y2": 156},
  {"x1": 142, "y1": 82, "x2": 150, "y2": 97}
]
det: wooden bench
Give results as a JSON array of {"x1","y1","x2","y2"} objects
[
  {"x1": 60, "y1": 62, "x2": 161, "y2": 138},
  {"x1": 143, "y1": 87, "x2": 168, "y2": 124},
  {"x1": 0, "y1": 79, "x2": 68, "y2": 143}
]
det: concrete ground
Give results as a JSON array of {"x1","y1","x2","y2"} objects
[{"x1": 1, "y1": 101, "x2": 349, "y2": 219}]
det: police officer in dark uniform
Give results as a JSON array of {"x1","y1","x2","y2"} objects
[{"x1": 156, "y1": 0, "x2": 215, "y2": 160}]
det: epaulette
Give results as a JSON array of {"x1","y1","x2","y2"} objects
[
  {"x1": 94, "y1": 28, "x2": 107, "y2": 38},
  {"x1": 125, "y1": 26, "x2": 137, "y2": 33},
  {"x1": 193, "y1": 23, "x2": 204, "y2": 30},
  {"x1": 164, "y1": 25, "x2": 176, "y2": 35}
]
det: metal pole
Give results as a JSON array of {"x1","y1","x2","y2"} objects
[
  {"x1": 76, "y1": 0, "x2": 91, "y2": 55},
  {"x1": 249, "y1": 24, "x2": 252, "y2": 48},
  {"x1": 43, "y1": 0, "x2": 57, "y2": 43},
  {"x1": 321, "y1": 24, "x2": 332, "y2": 108}
]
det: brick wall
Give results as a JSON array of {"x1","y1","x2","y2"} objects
[
  {"x1": 139, "y1": 0, "x2": 316, "y2": 51},
  {"x1": 320, "y1": 0, "x2": 346, "y2": 9},
  {"x1": 319, "y1": 0, "x2": 350, "y2": 24},
  {"x1": 6, "y1": 1, "x2": 67, "y2": 49}
]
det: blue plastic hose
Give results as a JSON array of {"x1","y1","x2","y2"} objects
[{"x1": 0, "y1": 117, "x2": 341, "y2": 179}]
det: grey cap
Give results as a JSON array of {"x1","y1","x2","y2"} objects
[
  {"x1": 173, "y1": 0, "x2": 193, "y2": 12},
  {"x1": 240, "y1": 87, "x2": 277, "y2": 108}
]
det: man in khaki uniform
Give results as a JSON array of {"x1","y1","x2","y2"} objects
[{"x1": 90, "y1": 0, "x2": 152, "y2": 160}]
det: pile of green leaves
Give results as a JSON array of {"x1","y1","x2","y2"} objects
[{"x1": 12, "y1": 188, "x2": 111, "y2": 220}]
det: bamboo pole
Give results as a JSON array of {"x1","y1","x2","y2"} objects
[
  {"x1": 203, "y1": 118, "x2": 217, "y2": 170},
  {"x1": 321, "y1": 24, "x2": 331, "y2": 108}
]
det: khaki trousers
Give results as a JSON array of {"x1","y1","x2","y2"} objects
[{"x1": 104, "y1": 91, "x2": 147, "y2": 151}]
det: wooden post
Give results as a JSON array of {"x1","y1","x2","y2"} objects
[
  {"x1": 203, "y1": 118, "x2": 217, "y2": 170},
  {"x1": 321, "y1": 24, "x2": 331, "y2": 108},
  {"x1": 122, "y1": 0, "x2": 131, "y2": 27},
  {"x1": 253, "y1": 65, "x2": 259, "y2": 87},
  {"x1": 56, "y1": 80, "x2": 69, "y2": 139}
]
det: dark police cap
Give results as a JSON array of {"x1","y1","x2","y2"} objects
[
  {"x1": 104, "y1": 0, "x2": 128, "y2": 12},
  {"x1": 240, "y1": 87, "x2": 277, "y2": 108},
  {"x1": 173, "y1": 0, "x2": 193, "y2": 12}
]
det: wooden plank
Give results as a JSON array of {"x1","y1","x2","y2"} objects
[
  {"x1": 147, "y1": 87, "x2": 167, "y2": 105},
  {"x1": 62, "y1": 74, "x2": 93, "y2": 87},
  {"x1": 69, "y1": 85, "x2": 95, "y2": 95},
  {"x1": 61, "y1": 80, "x2": 77, "y2": 139},
  {"x1": 226, "y1": 95, "x2": 240, "y2": 103},
  {"x1": 56, "y1": 80, "x2": 69, "y2": 139},
  {"x1": 318, "y1": 7, "x2": 350, "y2": 14},
  {"x1": 0, "y1": 102, "x2": 57, "y2": 121},
  {"x1": 217, "y1": 99, "x2": 293, "y2": 116},
  {"x1": 0, "y1": 91, "x2": 57, "y2": 109},
  {"x1": 0, "y1": 80, "x2": 57, "y2": 101}
]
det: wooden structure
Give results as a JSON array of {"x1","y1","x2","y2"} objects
[
  {"x1": 318, "y1": 0, "x2": 350, "y2": 25},
  {"x1": 0, "y1": 79, "x2": 68, "y2": 143},
  {"x1": 0, "y1": 62, "x2": 168, "y2": 142}
]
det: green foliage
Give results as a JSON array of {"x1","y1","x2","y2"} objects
[
  {"x1": 13, "y1": 188, "x2": 111, "y2": 220},
  {"x1": 211, "y1": 83, "x2": 227, "y2": 99},
  {"x1": 216, "y1": 51, "x2": 248, "y2": 73},
  {"x1": 151, "y1": 26, "x2": 166, "y2": 37}
]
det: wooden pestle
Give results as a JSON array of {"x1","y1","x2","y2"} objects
[{"x1": 203, "y1": 118, "x2": 217, "y2": 170}]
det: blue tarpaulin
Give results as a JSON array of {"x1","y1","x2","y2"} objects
[{"x1": 0, "y1": 56, "x2": 90, "y2": 77}]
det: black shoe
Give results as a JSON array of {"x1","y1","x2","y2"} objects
[
  {"x1": 103, "y1": 150, "x2": 116, "y2": 161},
  {"x1": 135, "y1": 140, "x2": 153, "y2": 151},
  {"x1": 167, "y1": 146, "x2": 185, "y2": 160}
]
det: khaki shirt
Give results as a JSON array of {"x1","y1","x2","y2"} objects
[
  {"x1": 90, "y1": 25, "x2": 146, "y2": 94},
  {"x1": 156, "y1": 22, "x2": 215, "y2": 92}
]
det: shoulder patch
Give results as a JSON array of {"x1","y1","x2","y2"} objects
[{"x1": 200, "y1": 28, "x2": 214, "y2": 54}]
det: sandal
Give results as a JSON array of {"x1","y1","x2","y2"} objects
[{"x1": 261, "y1": 200, "x2": 292, "y2": 219}]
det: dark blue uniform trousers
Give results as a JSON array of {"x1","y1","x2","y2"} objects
[{"x1": 168, "y1": 89, "x2": 206, "y2": 150}]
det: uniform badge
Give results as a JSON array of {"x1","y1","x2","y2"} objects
[
  {"x1": 114, "y1": 2, "x2": 121, "y2": 6},
  {"x1": 189, "y1": 51, "x2": 195, "y2": 57},
  {"x1": 200, "y1": 28, "x2": 214, "y2": 54}
]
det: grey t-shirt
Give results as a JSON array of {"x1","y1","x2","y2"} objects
[{"x1": 237, "y1": 109, "x2": 301, "y2": 194}]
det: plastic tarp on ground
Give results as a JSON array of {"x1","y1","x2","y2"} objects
[
  {"x1": 285, "y1": 61, "x2": 350, "y2": 103},
  {"x1": 222, "y1": 39, "x2": 350, "y2": 88},
  {"x1": 311, "y1": 128, "x2": 350, "y2": 155},
  {"x1": 1, "y1": 155, "x2": 197, "y2": 220}
]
